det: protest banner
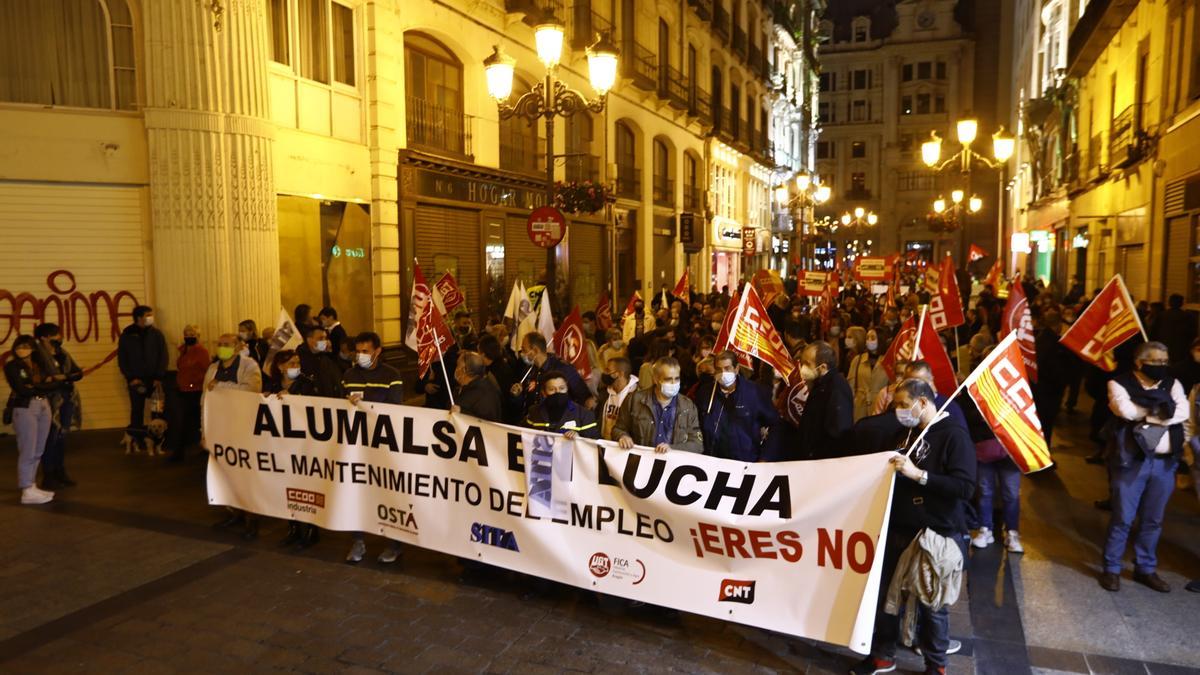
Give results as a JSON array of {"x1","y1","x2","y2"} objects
[{"x1": 205, "y1": 390, "x2": 897, "y2": 653}]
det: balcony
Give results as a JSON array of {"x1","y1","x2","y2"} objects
[
  {"x1": 1088, "y1": 131, "x2": 1108, "y2": 179},
  {"x1": 749, "y1": 44, "x2": 761, "y2": 75},
  {"x1": 664, "y1": 66, "x2": 689, "y2": 110},
  {"x1": 621, "y1": 39, "x2": 658, "y2": 92},
  {"x1": 499, "y1": 134, "x2": 540, "y2": 176},
  {"x1": 687, "y1": 0, "x2": 712, "y2": 20},
  {"x1": 1108, "y1": 105, "x2": 1143, "y2": 169},
  {"x1": 713, "y1": 4, "x2": 729, "y2": 40},
  {"x1": 406, "y1": 96, "x2": 473, "y2": 159},
  {"x1": 571, "y1": 5, "x2": 613, "y2": 50},
  {"x1": 565, "y1": 154, "x2": 601, "y2": 183},
  {"x1": 683, "y1": 184, "x2": 703, "y2": 210},
  {"x1": 1067, "y1": 0, "x2": 1139, "y2": 78},
  {"x1": 653, "y1": 176, "x2": 674, "y2": 206},
  {"x1": 691, "y1": 87, "x2": 711, "y2": 125},
  {"x1": 732, "y1": 27, "x2": 747, "y2": 57},
  {"x1": 616, "y1": 165, "x2": 641, "y2": 199}
]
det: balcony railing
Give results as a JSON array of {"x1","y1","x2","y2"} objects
[
  {"x1": 664, "y1": 66, "x2": 689, "y2": 109},
  {"x1": 406, "y1": 96, "x2": 472, "y2": 159},
  {"x1": 1109, "y1": 105, "x2": 1143, "y2": 169},
  {"x1": 683, "y1": 184, "x2": 702, "y2": 210},
  {"x1": 749, "y1": 44, "x2": 761, "y2": 74},
  {"x1": 621, "y1": 39, "x2": 658, "y2": 91},
  {"x1": 499, "y1": 134, "x2": 540, "y2": 175},
  {"x1": 653, "y1": 176, "x2": 674, "y2": 206},
  {"x1": 687, "y1": 0, "x2": 713, "y2": 20},
  {"x1": 1088, "y1": 131, "x2": 1108, "y2": 178},
  {"x1": 692, "y1": 87, "x2": 711, "y2": 125},
  {"x1": 713, "y1": 4, "x2": 729, "y2": 40},
  {"x1": 616, "y1": 165, "x2": 641, "y2": 199},
  {"x1": 571, "y1": 5, "x2": 613, "y2": 49},
  {"x1": 506, "y1": 0, "x2": 564, "y2": 26},
  {"x1": 565, "y1": 154, "x2": 601, "y2": 183},
  {"x1": 732, "y1": 27, "x2": 747, "y2": 56}
]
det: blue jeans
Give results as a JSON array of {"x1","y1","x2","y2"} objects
[
  {"x1": 977, "y1": 458, "x2": 1021, "y2": 531},
  {"x1": 870, "y1": 530, "x2": 960, "y2": 669},
  {"x1": 41, "y1": 398, "x2": 73, "y2": 471},
  {"x1": 1103, "y1": 455, "x2": 1177, "y2": 574},
  {"x1": 13, "y1": 398, "x2": 52, "y2": 489}
]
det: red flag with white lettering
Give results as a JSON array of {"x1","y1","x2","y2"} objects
[
  {"x1": 1059, "y1": 275, "x2": 1145, "y2": 371},
  {"x1": 433, "y1": 271, "x2": 466, "y2": 314},
  {"x1": 927, "y1": 256, "x2": 965, "y2": 331},
  {"x1": 595, "y1": 293, "x2": 613, "y2": 332},
  {"x1": 1001, "y1": 275, "x2": 1038, "y2": 382},
  {"x1": 552, "y1": 306, "x2": 592, "y2": 379},
  {"x1": 415, "y1": 266, "x2": 456, "y2": 379},
  {"x1": 728, "y1": 285, "x2": 796, "y2": 383}
]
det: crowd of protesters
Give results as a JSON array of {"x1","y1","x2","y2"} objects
[{"x1": 6, "y1": 266, "x2": 1200, "y2": 675}]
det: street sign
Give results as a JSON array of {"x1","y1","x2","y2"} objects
[
  {"x1": 742, "y1": 227, "x2": 757, "y2": 255},
  {"x1": 527, "y1": 206, "x2": 567, "y2": 248},
  {"x1": 680, "y1": 213, "x2": 702, "y2": 252}
]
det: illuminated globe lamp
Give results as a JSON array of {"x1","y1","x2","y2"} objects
[
  {"x1": 533, "y1": 13, "x2": 565, "y2": 68},
  {"x1": 483, "y1": 46, "x2": 516, "y2": 101},
  {"x1": 585, "y1": 32, "x2": 620, "y2": 95}
]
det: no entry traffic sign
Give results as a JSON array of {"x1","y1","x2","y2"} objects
[{"x1": 527, "y1": 206, "x2": 567, "y2": 248}]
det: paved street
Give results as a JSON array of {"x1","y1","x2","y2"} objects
[{"x1": 0, "y1": 399, "x2": 1197, "y2": 675}]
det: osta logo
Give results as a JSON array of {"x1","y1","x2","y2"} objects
[
  {"x1": 718, "y1": 579, "x2": 756, "y2": 604},
  {"x1": 587, "y1": 552, "x2": 646, "y2": 584},
  {"x1": 376, "y1": 503, "x2": 419, "y2": 535},
  {"x1": 470, "y1": 523, "x2": 519, "y2": 551},
  {"x1": 285, "y1": 488, "x2": 325, "y2": 514}
]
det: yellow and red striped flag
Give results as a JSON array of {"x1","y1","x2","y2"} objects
[
  {"x1": 963, "y1": 332, "x2": 1054, "y2": 474},
  {"x1": 729, "y1": 284, "x2": 796, "y2": 383}
]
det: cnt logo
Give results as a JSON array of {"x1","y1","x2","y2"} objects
[
  {"x1": 718, "y1": 579, "x2": 756, "y2": 604},
  {"x1": 470, "y1": 523, "x2": 519, "y2": 551},
  {"x1": 285, "y1": 488, "x2": 325, "y2": 515}
]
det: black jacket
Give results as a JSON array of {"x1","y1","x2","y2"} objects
[
  {"x1": 342, "y1": 362, "x2": 404, "y2": 404},
  {"x1": 421, "y1": 344, "x2": 459, "y2": 410},
  {"x1": 296, "y1": 344, "x2": 344, "y2": 398},
  {"x1": 457, "y1": 376, "x2": 503, "y2": 422},
  {"x1": 794, "y1": 370, "x2": 855, "y2": 460},
  {"x1": 327, "y1": 323, "x2": 349, "y2": 356},
  {"x1": 888, "y1": 420, "x2": 976, "y2": 538},
  {"x1": 117, "y1": 324, "x2": 168, "y2": 383},
  {"x1": 850, "y1": 411, "x2": 904, "y2": 456},
  {"x1": 525, "y1": 399, "x2": 600, "y2": 439},
  {"x1": 4, "y1": 356, "x2": 58, "y2": 408}
]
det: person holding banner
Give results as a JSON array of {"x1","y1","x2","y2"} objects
[
  {"x1": 295, "y1": 326, "x2": 345, "y2": 399},
  {"x1": 852, "y1": 378, "x2": 975, "y2": 675},
  {"x1": 596, "y1": 357, "x2": 638, "y2": 440},
  {"x1": 512, "y1": 333, "x2": 592, "y2": 415},
  {"x1": 524, "y1": 371, "x2": 599, "y2": 439},
  {"x1": 696, "y1": 351, "x2": 779, "y2": 462},
  {"x1": 613, "y1": 357, "x2": 703, "y2": 454},
  {"x1": 1098, "y1": 342, "x2": 1189, "y2": 593},
  {"x1": 205, "y1": 333, "x2": 264, "y2": 538}
]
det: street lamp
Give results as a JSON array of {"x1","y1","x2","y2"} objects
[
  {"x1": 928, "y1": 192, "x2": 982, "y2": 232},
  {"x1": 483, "y1": 21, "x2": 618, "y2": 314},
  {"x1": 777, "y1": 171, "x2": 831, "y2": 268}
]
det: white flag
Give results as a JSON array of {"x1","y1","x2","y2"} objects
[{"x1": 504, "y1": 279, "x2": 524, "y2": 322}]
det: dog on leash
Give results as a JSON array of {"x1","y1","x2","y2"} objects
[{"x1": 121, "y1": 418, "x2": 169, "y2": 456}]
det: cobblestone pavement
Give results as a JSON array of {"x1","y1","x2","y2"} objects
[{"x1": 0, "y1": 397, "x2": 1196, "y2": 674}]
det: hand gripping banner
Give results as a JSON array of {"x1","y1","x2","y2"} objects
[{"x1": 204, "y1": 390, "x2": 897, "y2": 653}]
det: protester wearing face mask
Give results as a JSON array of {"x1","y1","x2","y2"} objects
[
  {"x1": 524, "y1": 371, "x2": 600, "y2": 439},
  {"x1": 5, "y1": 335, "x2": 60, "y2": 504},
  {"x1": 449, "y1": 351, "x2": 503, "y2": 422},
  {"x1": 172, "y1": 324, "x2": 210, "y2": 463},
  {"x1": 261, "y1": 350, "x2": 323, "y2": 550},
  {"x1": 791, "y1": 341, "x2": 854, "y2": 460},
  {"x1": 118, "y1": 305, "x2": 168, "y2": 452},
  {"x1": 204, "y1": 333, "x2": 263, "y2": 539},
  {"x1": 294, "y1": 325, "x2": 344, "y2": 398},
  {"x1": 580, "y1": 311, "x2": 604, "y2": 393},
  {"x1": 850, "y1": 378, "x2": 975, "y2": 675},
  {"x1": 510, "y1": 333, "x2": 593, "y2": 417},
  {"x1": 695, "y1": 351, "x2": 779, "y2": 461},
  {"x1": 596, "y1": 357, "x2": 638, "y2": 440},
  {"x1": 613, "y1": 357, "x2": 703, "y2": 454},
  {"x1": 33, "y1": 323, "x2": 83, "y2": 489},
  {"x1": 317, "y1": 306, "x2": 348, "y2": 355},
  {"x1": 342, "y1": 331, "x2": 405, "y2": 565},
  {"x1": 598, "y1": 329, "x2": 627, "y2": 371},
  {"x1": 841, "y1": 327, "x2": 880, "y2": 422},
  {"x1": 237, "y1": 319, "x2": 268, "y2": 367},
  {"x1": 904, "y1": 361, "x2": 968, "y2": 431},
  {"x1": 1098, "y1": 341, "x2": 1189, "y2": 593}
]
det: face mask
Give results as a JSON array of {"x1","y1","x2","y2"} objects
[
  {"x1": 238, "y1": 331, "x2": 250, "y2": 340},
  {"x1": 14, "y1": 348, "x2": 32, "y2": 360},
  {"x1": 544, "y1": 392, "x2": 570, "y2": 419},
  {"x1": 600, "y1": 373, "x2": 616, "y2": 388},
  {"x1": 866, "y1": 339, "x2": 879, "y2": 352},
  {"x1": 315, "y1": 340, "x2": 329, "y2": 353},
  {"x1": 800, "y1": 364, "x2": 819, "y2": 382},
  {"x1": 50, "y1": 339, "x2": 63, "y2": 349},
  {"x1": 829, "y1": 326, "x2": 842, "y2": 337},
  {"x1": 611, "y1": 340, "x2": 624, "y2": 349},
  {"x1": 895, "y1": 402, "x2": 922, "y2": 428},
  {"x1": 143, "y1": 316, "x2": 155, "y2": 327},
  {"x1": 184, "y1": 336, "x2": 198, "y2": 346},
  {"x1": 718, "y1": 371, "x2": 737, "y2": 388},
  {"x1": 521, "y1": 352, "x2": 534, "y2": 365},
  {"x1": 356, "y1": 353, "x2": 374, "y2": 369},
  {"x1": 286, "y1": 367, "x2": 301, "y2": 380},
  {"x1": 217, "y1": 346, "x2": 235, "y2": 361},
  {"x1": 1140, "y1": 364, "x2": 1169, "y2": 381},
  {"x1": 660, "y1": 382, "x2": 680, "y2": 398}
]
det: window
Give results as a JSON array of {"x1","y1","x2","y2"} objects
[
  {"x1": 298, "y1": 0, "x2": 330, "y2": 83},
  {"x1": 500, "y1": 79, "x2": 540, "y2": 174},
  {"x1": 903, "y1": 64, "x2": 914, "y2": 82},
  {"x1": 269, "y1": 0, "x2": 290, "y2": 64},
  {"x1": 917, "y1": 62, "x2": 931, "y2": 80},
  {"x1": 852, "y1": 18, "x2": 869, "y2": 42},
  {"x1": 565, "y1": 113, "x2": 596, "y2": 182},
  {"x1": 899, "y1": 134, "x2": 913, "y2": 153},
  {"x1": 851, "y1": 100, "x2": 868, "y2": 121},
  {"x1": 853, "y1": 69, "x2": 871, "y2": 90},
  {"x1": 851, "y1": 141, "x2": 866, "y2": 158},
  {"x1": 0, "y1": 0, "x2": 138, "y2": 110},
  {"x1": 901, "y1": 95, "x2": 913, "y2": 115},
  {"x1": 405, "y1": 32, "x2": 466, "y2": 155},
  {"x1": 936, "y1": 61, "x2": 946, "y2": 80},
  {"x1": 684, "y1": 153, "x2": 700, "y2": 208},
  {"x1": 934, "y1": 94, "x2": 945, "y2": 113},
  {"x1": 897, "y1": 171, "x2": 938, "y2": 191},
  {"x1": 820, "y1": 72, "x2": 836, "y2": 92},
  {"x1": 331, "y1": 2, "x2": 355, "y2": 85},
  {"x1": 816, "y1": 141, "x2": 835, "y2": 159},
  {"x1": 731, "y1": 84, "x2": 741, "y2": 136},
  {"x1": 850, "y1": 172, "x2": 867, "y2": 194},
  {"x1": 916, "y1": 93, "x2": 931, "y2": 114},
  {"x1": 818, "y1": 101, "x2": 831, "y2": 123}
]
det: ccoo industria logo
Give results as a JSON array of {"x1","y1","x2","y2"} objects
[
  {"x1": 286, "y1": 488, "x2": 325, "y2": 515},
  {"x1": 470, "y1": 522, "x2": 520, "y2": 551}
]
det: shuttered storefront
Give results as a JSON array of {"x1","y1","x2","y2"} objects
[
  {"x1": 415, "y1": 206, "x2": 481, "y2": 322},
  {"x1": 506, "y1": 215, "x2": 545, "y2": 292},
  {"x1": 1165, "y1": 215, "x2": 1192, "y2": 300},
  {"x1": 653, "y1": 234, "x2": 676, "y2": 295},
  {"x1": 1119, "y1": 244, "x2": 1147, "y2": 302},
  {"x1": 0, "y1": 182, "x2": 149, "y2": 429},
  {"x1": 569, "y1": 221, "x2": 604, "y2": 312}
]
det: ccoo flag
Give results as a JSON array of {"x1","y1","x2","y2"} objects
[
  {"x1": 728, "y1": 285, "x2": 796, "y2": 383},
  {"x1": 963, "y1": 332, "x2": 1054, "y2": 474},
  {"x1": 1059, "y1": 275, "x2": 1145, "y2": 371},
  {"x1": 927, "y1": 256, "x2": 965, "y2": 331}
]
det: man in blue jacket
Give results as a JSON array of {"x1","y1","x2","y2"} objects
[{"x1": 694, "y1": 350, "x2": 779, "y2": 461}]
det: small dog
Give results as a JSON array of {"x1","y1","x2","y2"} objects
[{"x1": 121, "y1": 418, "x2": 169, "y2": 456}]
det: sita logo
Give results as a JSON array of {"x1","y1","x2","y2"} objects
[{"x1": 470, "y1": 523, "x2": 519, "y2": 551}]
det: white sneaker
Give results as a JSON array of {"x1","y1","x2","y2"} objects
[
  {"x1": 377, "y1": 544, "x2": 402, "y2": 564},
  {"x1": 915, "y1": 639, "x2": 962, "y2": 657},
  {"x1": 20, "y1": 487, "x2": 53, "y2": 505},
  {"x1": 345, "y1": 539, "x2": 366, "y2": 563},
  {"x1": 970, "y1": 527, "x2": 994, "y2": 549},
  {"x1": 1005, "y1": 530, "x2": 1024, "y2": 553}
]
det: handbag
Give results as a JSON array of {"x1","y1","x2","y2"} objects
[
  {"x1": 1131, "y1": 423, "x2": 1167, "y2": 455},
  {"x1": 974, "y1": 438, "x2": 1008, "y2": 464}
]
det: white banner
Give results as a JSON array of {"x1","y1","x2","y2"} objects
[{"x1": 204, "y1": 390, "x2": 896, "y2": 653}]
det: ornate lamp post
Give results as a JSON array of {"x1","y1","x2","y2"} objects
[
  {"x1": 483, "y1": 16, "x2": 619, "y2": 313},
  {"x1": 776, "y1": 171, "x2": 831, "y2": 268},
  {"x1": 929, "y1": 189, "x2": 983, "y2": 232}
]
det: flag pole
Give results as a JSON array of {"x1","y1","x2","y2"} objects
[
  {"x1": 434, "y1": 330, "x2": 455, "y2": 409},
  {"x1": 914, "y1": 305, "x2": 928, "y2": 357}
]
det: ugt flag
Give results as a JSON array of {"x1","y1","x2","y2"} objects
[
  {"x1": 594, "y1": 293, "x2": 613, "y2": 332},
  {"x1": 1059, "y1": 275, "x2": 1145, "y2": 371},
  {"x1": 415, "y1": 274, "x2": 456, "y2": 379},
  {"x1": 405, "y1": 259, "x2": 435, "y2": 352},
  {"x1": 880, "y1": 315, "x2": 917, "y2": 380},
  {"x1": 964, "y1": 332, "x2": 1054, "y2": 473},
  {"x1": 433, "y1": 271, "x2": 466, "y2": 315},
  {"x1": 552, "y1": 306, "x2": 592, "y2": 379}
]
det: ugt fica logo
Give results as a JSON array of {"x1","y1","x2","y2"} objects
[
  {"x1": 470, "y1": 522, "x2": 519, "y2": 551},
  {"x1": 718, "y1": 579, "x2": 756, "y2": 604},
  {"x1": 587, "y1": 552, "x2": 646, "y2": 584},
  {"x1": 285, "y1": 488, "x2": 325, "y2": 515}
]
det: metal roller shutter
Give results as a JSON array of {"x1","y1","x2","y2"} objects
[
  {"x1": 569, "y1": 222, "x2": 604, "y2": 312},
  {"x1": 0, "y1": 182, "x2": 149, "y2": 430},
  {"x1": 506, "y1": 215, "x2": 545, "y2": 291},
  {"x1": 653, "y1": 235, "x2": 676, "y2": 294},
  {"x1": 415, "y1": 206, "x2": 481, "y2": 323},
  {"x1": 1120, "y1": 245, "x2": 1147, "y2": 303},
  {"x1": 1165, "y1": 216, "x2": 1191, "y2": 299}
]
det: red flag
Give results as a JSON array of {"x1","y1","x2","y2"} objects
[
  {"x1": 552, "y1": 306, "x2": 592, "y2": 379},
  {"x1": 776, "y1": 378, "x2": 810, "y2": 427},
  {"x1": 984, "y1": 260, "x2": 1003, "y2": 289},
  {"x1": 914, "y1": 307, "x2": 959, "y2": 396},
  {"x1": 673, "y1": 268, "x2": 690, "y2": 300},
  {"x1": 968, "y1": 244, "x2": 988, "y2": 263},
  {"x1": 1060, "y1": 275, "x2": 1144, "y2": 371},
  {"x1": 817, "y1": 271, "x2": 838, "y2": 335},
  {"x1": 751, "y1": 269, "x2": 785, "y2": 306},
  {"x1": 880, "y1": 315, "x2": 917, "y2": 380},
  {"x1": 622, "y1": 291, "x2": 641, "y2": 319},
  {"x1": 405, "y1": 260, "x2": 434, "y2": 352},
  {"x1": 1001, "y1": 275, "x2": 1038, "y2": 382},
  {"x1": 712, "y1": 292, "x2": 740, "y2": 354},
  {"x1": 728, "y1": 285, "x2": 796, "y2": 382},
  {"x1": 433, "y1": 271, "x2": 466, "y2": 314},
  {"x1": 595, "y1": 293, "x2": 613, "y2": 332},
  {"x1": 964, "y1": 332, "x2": 1054, "y2": 473},
  {"x1": 414, "y1": 267, "x2": 456, "y2": 379},
  {"x1": 927, "y1": 256, "x2": 965, "y2": 331}
]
